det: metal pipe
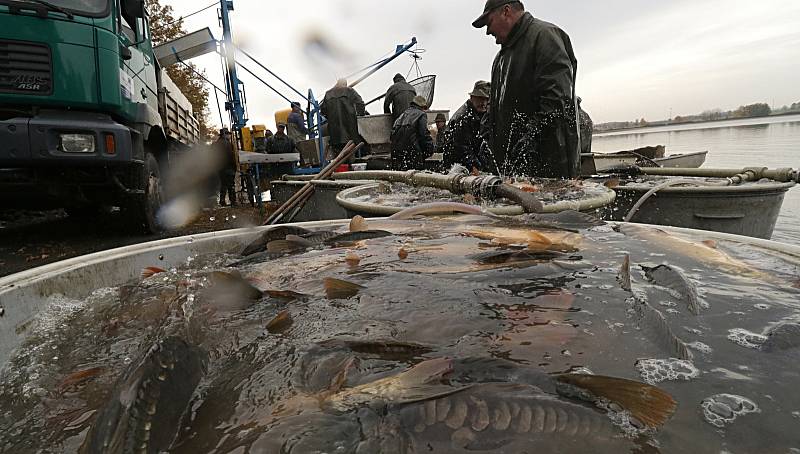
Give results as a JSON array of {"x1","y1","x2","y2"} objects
[
  {"x1": 349, "y1": 37, "x2": 417, "y2": 88},
  {"x1": 639, "y1": 167, "x2": 799, "y2": 182}
]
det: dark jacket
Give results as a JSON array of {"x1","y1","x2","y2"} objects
[
  {"x1": 267, "y1": 133, "x2": 296, "y2": 154},
  {"x1": 579, "y1": 106, "x2": 593, "y2": 154},
  {"x1": 216, "y1": 135, "x2": 237, "y2": 174},
  {"x1": 390, "y1": 105, "x2": 435, "y2": 171},
  {"x1": 484, "y1": 12, "x2": 580, "y2": 178},
  {"x1": 321, "y1": 86, "x2": 366, "y2": 146},
  {"x1": 439, "y1": 100, "x2": 485, "y2": 170},
  {"x1": 384, "y1": 78, "x2": 417, "y2": 121}
]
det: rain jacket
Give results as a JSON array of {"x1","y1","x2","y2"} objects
[
  {"x1": 321, "y1": 86, "x2": 366, "y2": 147},
  {"x1": 287, "y1": 111, "x2": 308, "y2": 141},
  {"x1": 484, "y1": 12, "x2": 580, "y2": 178},
  {"x1": 267, "y1": 133, "x2": 296, "y2": 154},
  {"x1": 439, "y1": 100, "x2": 486, "y2": 170},
  {"x1": 390, "y1": 105, "x2": 435, "y2": 171},
  {"x1": 384, "y1": 77, "x2": 417, "y2": 121}
]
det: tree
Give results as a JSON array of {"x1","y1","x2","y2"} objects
[
  {"x1": 733, "y1": 103, "x2": 771, "y2": 118},
  {"x1": 147, "y1": 0, "x2": 214, "y2": 141}
]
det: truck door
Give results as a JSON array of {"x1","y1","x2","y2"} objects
[{"x1": 117, "y1": 1, "x2": 145, "y2": 116}]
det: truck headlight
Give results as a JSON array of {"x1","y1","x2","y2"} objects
[{"x1": 59, "y1": 133, "x2": 96, "y2": 153}]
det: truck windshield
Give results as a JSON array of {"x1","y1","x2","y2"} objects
[{"x1": 16, "y1": 0, "x2": 108, "y2": 16}]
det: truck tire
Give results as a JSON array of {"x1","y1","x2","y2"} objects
[{"x1": 124, "y1": 153, "x2": 163, "y2": 233}]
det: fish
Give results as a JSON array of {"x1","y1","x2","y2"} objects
[
  {"x1": 323, "y1": 230, "x2": 393, "y2": 245},
  {"x1": 80, "y1": 336, "x2": 207, "y2": 454},
  {"x1": 344, "y1": 250, "x2": 361, "y2": 266},
  {"x1": 318, "y1": 338, "x2": 433, "y2": 361},
  {"x1": 264, "y1": 289, "x2": 309, "y2": 301},
  {"x1": 140, "y1": 266, "x2": 166, "y2": 280},
  {"x1": 323, "y1": 277, "x2": 364, "y2": 299},
  {"x1": 388, "y1": 202, "x2": 497, "y2": 220},
  {"x1": 469, "y1": 249, "x2": 564, "y2": 265},
  {"x1": 326, "y1": 358, "x2": 457, "y2": 411},
  {"x1": 643, "y1": 264, "x2": 701, "y2": 315},
  {"x1": 761, "y1": 322, "x2": 800, "y2": 353},
  {"x1": 240, "y1": 225, "x2": 312, "y2": 256},
  {"x1": 398, "y1": 247, "x2": 409, "y2": 259},
  {"x1": 519, "y1": 210, "x2": 606, "y2": 231},
  {"x1": 57, "y1": 367, "x2": 105, "y2": 393},
  {"x1": 266, "y1": 239, "x2": 307, "y2": 254},
  {"x1": 463, "y1": 226, "x2": 582, "y2": 252},
  {"x1": 617, "y1": 224, "x2": 768, "y2": 280}
]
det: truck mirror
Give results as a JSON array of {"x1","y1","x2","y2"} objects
[{"x1": 121, "y1": 0, "x2": 145, "y2": 19}]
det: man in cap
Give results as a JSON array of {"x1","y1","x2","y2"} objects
[
  {"x1": 384, "y1": 73, "x2": 417, "y2": 122},
  {"x1": 438, "y1": 80, "x2": 490, "y2": 172},
  {"x1": 321, "y1": 78, "x2": 366, "y2": 161},
  {"x1": 264, "y1": 123, "x2": 296, "y2": 179},
  {"x1": 286, "y1": 102, "x2": 308, "y2": 141},
  {"x1": 390, "y1": 95, "x2": 435, "y2": 171},
  {"x1": 473, "y1": 0, "x2": 580, "y2": 178},
  {"x1": 432, "y1": 113, "x2": 447, "y2": 148}
]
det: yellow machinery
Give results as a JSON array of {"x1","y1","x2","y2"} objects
[{"x1": 252, "y1": 124, "x2": 267, "y2": 152}]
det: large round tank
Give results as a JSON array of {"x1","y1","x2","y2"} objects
[{"x1": 2, "y1": 218, "x2": 800, "y2": 452}]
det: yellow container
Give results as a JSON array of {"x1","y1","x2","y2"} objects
[
  {"x1": 252, "y1": 124, "x2": 267, "y2": 138},
  {"x1": 240, "y1": 126, "x2": 253, "y2": 152},
  {"x1": 274, "y1": 108, "x2": 291, "y2": 128}
]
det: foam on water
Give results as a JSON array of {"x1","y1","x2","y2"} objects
[
  {"x1": 635, "y1": 358, "x2": 700, "y2": 384},
  {"x1": 727, "y1": 328, "x2": 767, "y2": 349},
  {"x1": 701, "y1": 394, "x2": 759, "y2": 428},
  {"x1": 688, "y1": 341, "x2": 713, "y2": 354}
]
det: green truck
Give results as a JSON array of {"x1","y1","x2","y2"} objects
[{"x1": 0, "y1": 0, "x2": 199, "y2": 232}]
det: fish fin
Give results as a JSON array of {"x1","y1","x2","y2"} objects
[
  {"x1": 285, "y1": 234, "x2": 315, "y2": 248},
  {"x1": 141, "y1": 266, "x2": 166, "y2": 280},
  {"x1": 643, "y1": 264, "x2": 701, "y2": 315},
  {"x1": 556, "y1": 374, "x2": 677, "y2": 428},
  {"x1": 266, "y1": 239, "x2": 303, "y2": 253},
  {"x1": 327, "y1": 356, "x2": 358, "y2": 395},
  {"x1": 635, "y1": 300, "x2": 694, "y2": 360},
  {"x1": 350, "y1": 215, "x2": 369, "y2": 232},
  {"x1": 266, "y1": 310, "x2": 293, "y2": 334},
  {"x1": 618, "y1": 254, "x2": 631, "y2": 291},
  {"x1": 527, "y1": 230, "x2": 553, "y2": 246},
  {"x1": 264, "y1": 289, "x2": 308, "y2": 301},
  {"x1": 323, "y1": 277, "x2": 364, "y2": 299},
  {"x1": 701, "y1": 239, "x2": 717, "y2": 249}
]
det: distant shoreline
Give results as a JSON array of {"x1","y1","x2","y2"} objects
[{"x1": 595, "y1": 111, "x2": 800, "y2": 134}]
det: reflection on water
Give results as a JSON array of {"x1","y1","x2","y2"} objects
[
  {"x1": 593, "y1": 115, "x2": 800, "y2": 245},
  {"x1": 2, "y1": 217, "x2": 800, "y2": 453}
]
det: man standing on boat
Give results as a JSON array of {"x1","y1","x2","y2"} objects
[
  {"x1": 390, "y1": 95, "x2": 436, "y2": 171},
  {"x1": 438, "y1": 80, "x2": 490, "y2": 172},
  {"x1": 321, "y1": 79, "x2": 366, "y2": 161},
  {"x1": 473, "y1": 0, "x2": 581, "y2": 178},
  {"x1": 384, "y1": 73, "x2": 417, "y2": 122}
]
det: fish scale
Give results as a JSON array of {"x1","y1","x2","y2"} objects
[{"x1": 404, "y1": 385, "x2": 616, "y2": 447}]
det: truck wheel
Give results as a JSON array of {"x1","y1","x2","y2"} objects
[{"x1": 124, "y1": 153, "x2": 163, "y2": 233}]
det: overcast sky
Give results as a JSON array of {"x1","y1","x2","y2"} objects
[{"x1": 169, "y1": 0, "x2": 800, "y2": 128}]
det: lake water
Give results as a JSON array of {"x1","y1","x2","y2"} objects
[{"x1": 593, "y1": 114, "x2": 800, "y2": 245}]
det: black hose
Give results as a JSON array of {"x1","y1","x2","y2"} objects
[{"x1": 494, "y1": 184, "x2": 544, "y2": 213}]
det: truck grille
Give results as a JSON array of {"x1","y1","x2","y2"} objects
[{"x1": 0, "y1": 40, "x2": 52, "y2": 95}]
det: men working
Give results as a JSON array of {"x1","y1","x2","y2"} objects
[
  {"x1": 215, "y1": 128, "x2": 237, "y2": 206},
  {"x1": 438, "y1": 80, "x2": 490, "y2": 172},
  {"x1": 390, "y1": 95, "x2": 435, "y2": 171},
  {"x1": 473, "y1": 0, "x2": 580, "y2": 178},
  {"x1": 286, "y1": 102, "x2": 308, "y2": 141},
  {"x1": 384, "y1": 73, "x2": 417, "y2": 122},
  {"x1": 321, "y1": 78, "x2": 366, "y2": 161}
]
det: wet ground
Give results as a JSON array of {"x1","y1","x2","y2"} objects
[
  {"x1": 0, "y1": 205, "x2": 272, "y2": 278},
  {"x1": 2, "y1": 213, "x2": 800, "y2": 453}
]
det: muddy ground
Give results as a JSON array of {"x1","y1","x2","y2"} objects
[{"x1": 0, "y1": 204, "x2": 276, "y2": 278}]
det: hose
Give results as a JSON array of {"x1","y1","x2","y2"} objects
[{"x1": 623, "y1": 175, "x2": 742, "y2": 222}]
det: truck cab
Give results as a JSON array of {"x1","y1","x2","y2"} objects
[{"x1": 0, "y1": 0, "x2": 197, "y2": 231}]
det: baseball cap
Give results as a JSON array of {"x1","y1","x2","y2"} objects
[{"x1": 472, "y1": 0, "x2": 520, "y2": 28}]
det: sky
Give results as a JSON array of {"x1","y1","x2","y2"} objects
[{"x1": 167, "y1": 0, "x2": 800, "y2": 128}]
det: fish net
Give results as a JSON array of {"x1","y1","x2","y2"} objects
[{"x1": 409, "y1": 75, "x2": 436, "y2": 107}]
